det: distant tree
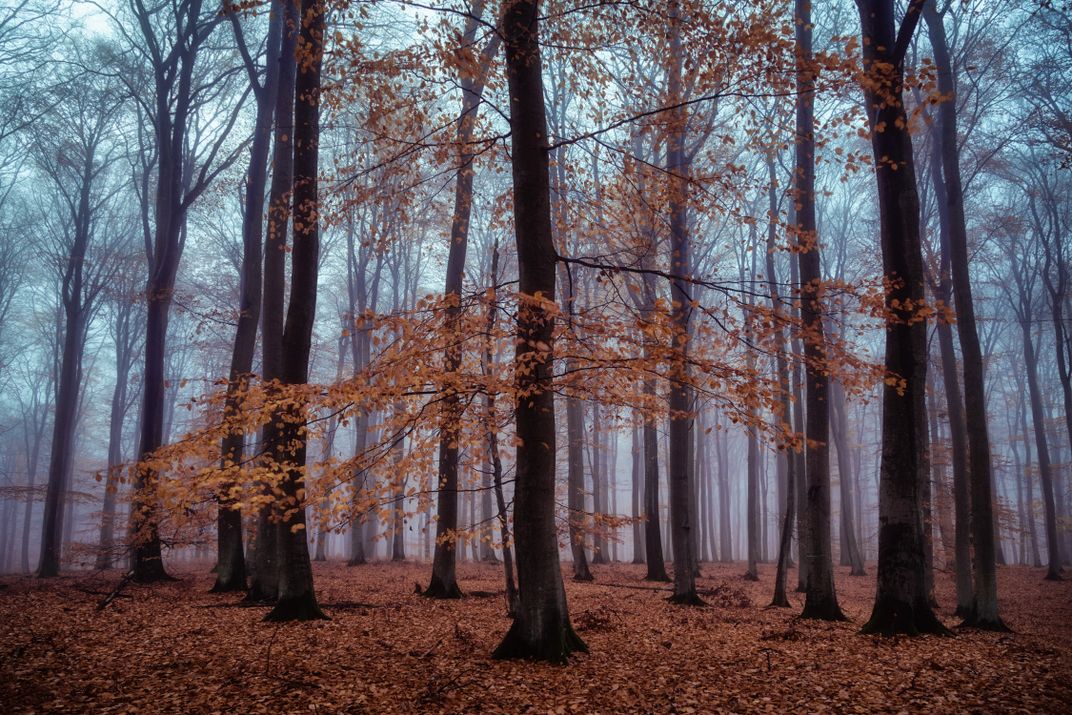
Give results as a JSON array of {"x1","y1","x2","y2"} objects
[{"x1": 33, "y1": 63, "x2": 124, "y2": 577}]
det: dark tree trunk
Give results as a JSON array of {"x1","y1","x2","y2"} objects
[
  {"x1": 263, "y1": 0, "x2": 327, "y2": 621},
  {"x1": 427, "y1": 1, "x2": 499, "y2": 598},
  {"x1": 923, "y1": 1, "x2": 1007, "y2": 627},
  {"x1": 1016, "y1": 373, "x2": 1043, "y2": 567},
  {"x1": 492, "y1": 0, "x2": 585, "y2": 663},
  {"x1": 38, "y1": 296, "x2": 85, "y2": 578},
  {"x1": 213, "y1": 0, "x2": 283, "y2": 593},
  {"x1": 248, "y1": 0, "x2": 299, "y2": 601},
  {"x1": 857, "y1": 0, "x2": 949, "y2": 636},
  {"x1": 796, "y1": 0, "x2": 844, "y2": 621}
]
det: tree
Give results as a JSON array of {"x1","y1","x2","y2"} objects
[
  {"x1": 492, "y1": 0, "x2": 585, "y2": 663},
  {"x1": 34, "y1": 64, "x2": 123, "y2": 577},
  {"x1": 796, "y1": 0, "x2": 844, "y2": 621},
  {"x1": 262, "y1": 0, "x2": 327, "y2": 622},
  {"x1": 923, "y1": 0, "x2": 1007, "y2": 629},
  {"x1": 124, "y1": 0, "x2": 247, "y2": 583},
  {"x1": 426, "y1": 0, "x2": 500, "y2": 598},
  {"x1": 856, "y1": 0, "x2": 949, "y2": 636}
]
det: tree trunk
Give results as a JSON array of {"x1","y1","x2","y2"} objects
[
  {"x1": 492, "y1": 0, "x2": 585, "y2": 663},
  {"x1": 631, "y1": 420, "x2": 645, "y2": 564},
  {"x1": 796, "y1": 0, "x2": 843, "y2": 621},
  {"x1": 1017, "y1": 312, "x2": 1064, "y2": 581},
  {"x1": 566, "y1": 394, "x2": 593, "y2": 580},
  {"x1": 262, "y1": 0, "x2": 327, "y2": 622},
  {"x1": 831, "y1": 380, "x2": 865, "y2": 575},
  {"x1": 923, "y1": 1, "x2": 1007, "y2": 627},
  {"x1": 213, "y1": 0, "x2": 283, "y2": 593},
  {"x1": 248, "y1": 0, "x2": 299, "y2": 601}
]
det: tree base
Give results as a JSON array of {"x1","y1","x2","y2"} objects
[
  {"x1": 264, "y1": 593, "x2": 329, "y2": 622},
  {"x1": 644, "y1": 566, "x2": 670, "y2": 582},
  {"x1": 1044, "y1": 569, "x2": 1064, "y2": 582},
  {"x1": 422, "y1": 574, "x2": 463, "y2": 599},
  {"x1": 346, "y1": 556, "x2": 366, "y2": 567},
  {"x1": 743, "y1": 571, "x2": 759, "y2": 582},
  {"x1": 209, "y1": 575, "x2": 247, "y2": 594},
  {"x1": 492, "y1": 617, "x2": 588, "y2": 664},
  {"x1": 861, "y1": 602, "x2": 952, "y2": 636},
  {"x1": 668, "y1": 591, "x2": 706, "y2": 606},
  {"x1": 801, "y1": 600, "x2": 849, "y2": 622},
  {"x1": 243, "y1": 582, "x2": 277, "y2": 604},
  {"x1": 572, "y1": 571, "x2": 594, "y2": 583},
  {"x1": 768, "y1": 593, "x2": 791, "y2": 608},
  {"x1": 131, "y1": 565, "x2": 176, "y2": 584},
  {"x1": 850, "y1": 567, "x2": 866, "y2": 577}
]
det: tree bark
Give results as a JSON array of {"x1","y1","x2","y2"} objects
[
  {"x1": 857, "y1": 0, "x2": 949, "y2": 636},
  {"x1": 796, "y1": 0, "x2": 844, "y2": 621},
  {"x1": 923, "y1": 0, "x2": 1007, "y2": 627},
  {"x1": 492, "y1": 0, "x2": 585, "y2": 663},
  {"x1": 213, "y1": 0, "x2": 283, "y2": 593},
  {"x1": 248, "y1": 0, "x2": 299, "y2": 601},
  {"x1": 263, "y1": 0, "x2": 327, "y2": 621}
]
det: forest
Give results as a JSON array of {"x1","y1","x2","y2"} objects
[{"x1": 1, "y1": 0, "x2": 1071, "y2": 711}]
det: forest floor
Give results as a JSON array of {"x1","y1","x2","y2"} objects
[{"x1": 2, "y1": 560, "x2": 1071, "y2": 714}]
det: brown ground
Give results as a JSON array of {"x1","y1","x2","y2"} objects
[{"x1": 2, "y1": 560, "x2": 1070, "y2": 713}]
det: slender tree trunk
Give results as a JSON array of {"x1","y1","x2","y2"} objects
[
  {"x1": 492, "y1": 0, "x2": 585, "y2": 662},
  {"x1": 1017, "y1": 373, "x2": 1043, "y2": 567},
  {"x1": 665, "y1": 2, "x2": 698, "y2": 602},
  {"x1": 96, "y1": 307, "x2": 133, "y2": 571},
  {"x1": 831, "y1": 380, "x2": 865, "y2": 575},
  {"x1": 247, "y1": 0, "x2": 299, "y2": 601},
  {"x1": 796, "y1": 0, "x2": 843, "y2": 621},
  {"x1": 213, "y1": 1, "x2": 283, "y2": 593},
  {"x1": 38, "y1": 287, "x2": 87, "y2": 576},
  {"x1": 631, "y1": 420, "x2": 645, "y2": 564},
  {"x1": 567, "y1": 393, "x2": 593, "y2": 580},
  {"x1": 1017, "y1": 313, "x2": 1064, "y2": 581},
  {"x1": 263, "y1": 0, "x2": 327, "y2": 621},
  {"x1": 923, "y1": 1, "x2": 1006, "y2": 627},
  {"x1": 426, "y1": 1, "x2": 499, "y2": 599}
]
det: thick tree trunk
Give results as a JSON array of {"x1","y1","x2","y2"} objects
[
  {"x1": 923, "y1": 1, "x2": 1007, "y2": 627},
  {"x1": 492, "y1": 0, "x2": 585, "y2": 663},
  {"x1": 857, "y1": 0, "x2": 948, "y2": 636},
  {"x1": 796, "y1": 0, "x2": 844, "y2": 621},
  {"x1": 264, "y1": 0, "x2": 327, "y2": 621}
]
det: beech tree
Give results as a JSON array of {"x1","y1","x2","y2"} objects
[
  {"x1": 856, "y1": 0, "x2": 948, "y2": 636},
  {"x1": 492, "y1": 0, "x2": 585, "y2": 664}
]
